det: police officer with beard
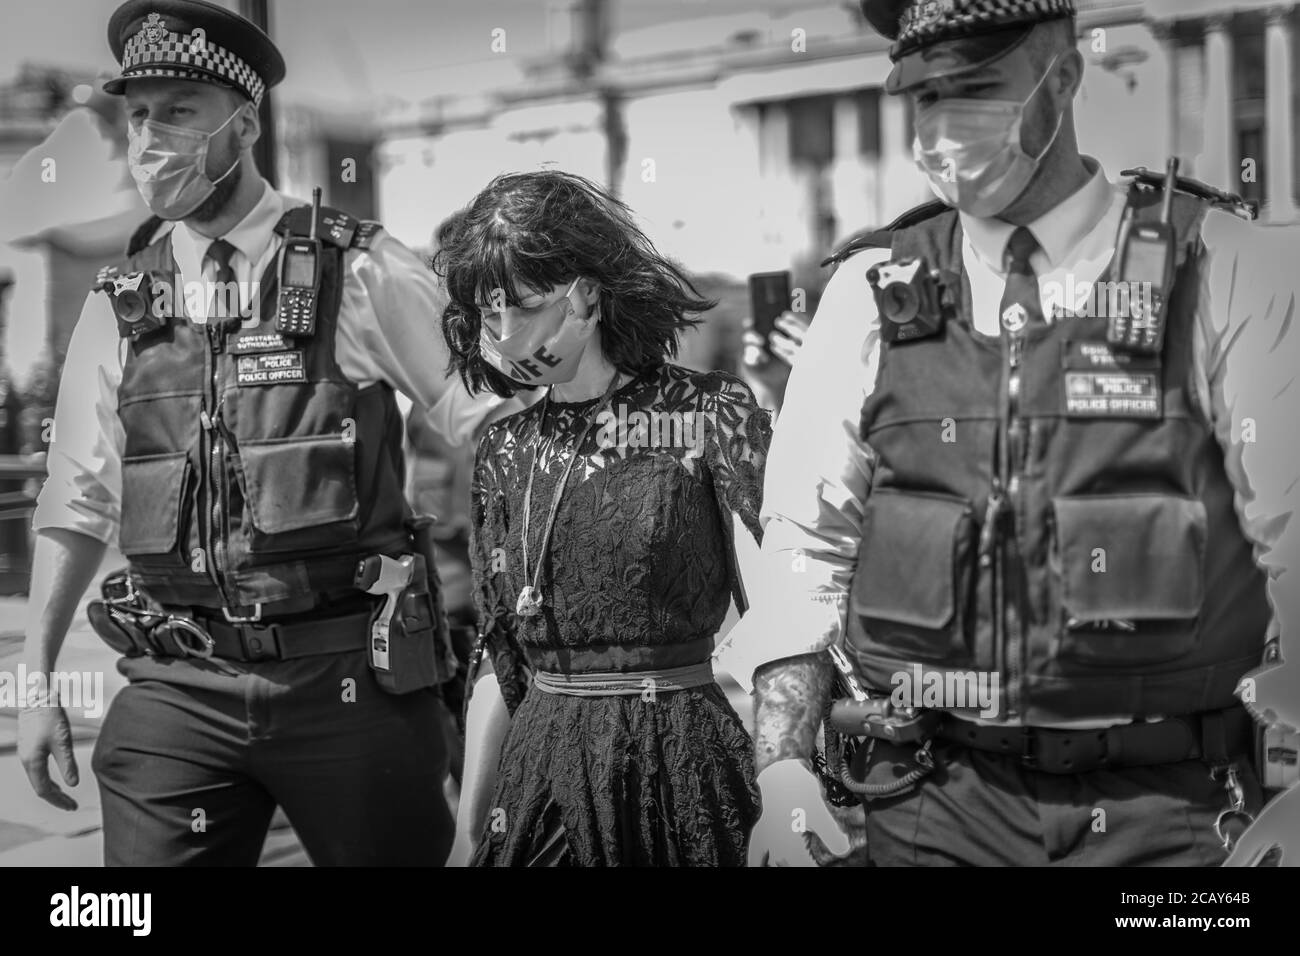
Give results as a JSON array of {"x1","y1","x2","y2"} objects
[
  {"x1": 722, "y1": 0, "x2": 1299, "y2": 866},
  {"x1": 17, "y1": 0, "x2": 510, "y2": 865}
]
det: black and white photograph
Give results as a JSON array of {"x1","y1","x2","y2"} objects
[{"x1": 0, "y1": 0, "x2": 1296, "y2": 924}]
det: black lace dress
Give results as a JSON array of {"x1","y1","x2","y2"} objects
[{"x1": 468, "y1": 363, "x2": 771, "y2": 866}]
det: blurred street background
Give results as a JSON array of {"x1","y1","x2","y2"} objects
[{"x1": 3, "y1": 0, "x2": 1299, "y2": 864}]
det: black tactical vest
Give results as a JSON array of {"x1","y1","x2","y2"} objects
[
  {"x1": 838, "y1": 183, "x2": 1270, "y2": 724},
  {"x1": 98, "y1": 206, "x2": 410, "y2": 609}
]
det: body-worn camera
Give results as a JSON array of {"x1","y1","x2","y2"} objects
[
  {"x1": 866, "y1": 257, "x2": 945, "y2": 343},
  {"x1": 101, "y1": 270, "x2": 171, "y2": 339}
]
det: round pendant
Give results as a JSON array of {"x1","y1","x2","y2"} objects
[{"x1": 516, "y1": 585, "x2": 543, "y2": 617}]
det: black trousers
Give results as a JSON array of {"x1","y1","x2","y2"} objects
[
  {"x1": 859, "y1": 742, "x2": 1264, "y2": 866},
  {"x1": 91, "y1": 647, "x2": 454, "y2": 866}
]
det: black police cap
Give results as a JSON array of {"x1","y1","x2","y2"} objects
[
  {"x1": 861, "y1": 0, "x2": 1076, "y2": 93},
  {"x1": 103, "y1": 0, "x2": 286, "y2": 105}
]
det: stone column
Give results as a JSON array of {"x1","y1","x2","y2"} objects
[
  {"x1": 1149, "y1": 20, "x2": 1181, "y2": 160},
  {"x1": 1265, "y1": 5, "x2": 1297, "y2": 221},
  {"x1": 879, "y1": 92, "x2": 916, "y2": 221},
  {"x1": 1201, "y1": 14, "x2": 1235, "y2": 189}
]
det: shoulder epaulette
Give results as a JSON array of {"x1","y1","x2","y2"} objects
[
  {"x1": 92, "y1": 263, "x2": 121, "y2": 292},
  {"x1": 351, "y1": 220, "x2": 383, "y2": 250},
  {"x1": 821, "y1": 199, "x2": 950, "y2": 268},
  {"x1": 274, "y1": 204, "x2": 387, "y2": 250},
  {"x1": 125, "y1": 215, "x2": 165, "y2": 257},
  {"x1": 1120, "y1": 166, "x2": 1258, "y2": 221}
]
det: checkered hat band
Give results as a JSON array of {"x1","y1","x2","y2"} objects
[
  {"x1": 897, "y1": 0, "x2": 1075, "y2": 51},
  {"x1": 121, "y1": 29, "x2": 265, "y2": 104}
]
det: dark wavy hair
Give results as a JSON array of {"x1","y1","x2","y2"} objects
[{"x1": 431, "y1": 169, "x2": 715, "y2": 397}]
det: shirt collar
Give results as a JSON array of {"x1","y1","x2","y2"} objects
[
  {"x1": 960, "y1": 156, "x2": 1112, "y2": 271},
  {"x1": 173, "y1": 179, "x2": 283, "y2": 267}
]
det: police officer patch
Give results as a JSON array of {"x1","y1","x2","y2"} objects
[
  {"x1": 235, "y1": 350, "x2": 306, "y2": 385},
  {"x1": 1061, "y1": 340, "x2": 1162, "y2": 418}
]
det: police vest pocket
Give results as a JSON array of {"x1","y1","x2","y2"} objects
[
  {"x1": 1051, "y1": 494, "x2": 1206, "y2": 664},
  {"x1": 851, "y1": 489, "x2": 975, "y2": 664},
  {"x1": 237, "y1": 435, "x2": 360, "y2": 545},
  {"x1": 119, "y1": 451, "x2": 191, "y2": 557}
]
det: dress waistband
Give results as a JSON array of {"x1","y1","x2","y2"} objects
[
  {"x1": 524, "y1": 636, "x2": 712, "y2": 674},
  {"x1": 526, "y1": 637, "x2": 715, "y2": 698},
  {"x1": 532, "y1": 661, "x2": 715, "y2": 697}
]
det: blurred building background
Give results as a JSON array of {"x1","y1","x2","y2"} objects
[{"x1": 1, "y1": 0, "x2": 1298, "y2": 589}]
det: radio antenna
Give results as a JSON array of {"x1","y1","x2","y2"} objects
[
  {"x1": 310, "y1": 186, "x2": 322, "y2": 241},
  {"x1": 1160, "y1": 157, "x2": 1178, "y2": 225}
]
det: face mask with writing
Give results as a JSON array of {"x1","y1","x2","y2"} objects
[
  {"x1": 127, "y1": 107, "x2": 242, "y2": 221},
  {"x1": 478, "y1": 278, "x2": 596, "y2": 386},
  {"x1": 912, "y1": 53, "x2": 1065, "y2": 219}
]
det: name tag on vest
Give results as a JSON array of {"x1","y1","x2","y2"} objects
[
  {"x1": 1062, "y1": 341, "x2": 1162, "y2": 419},
  {"x1": 231, "y1": 331, "x2": 291, "y2": 353},
  {"x1": 236, "y1": 351, "x2": 307, "y2": 386}
]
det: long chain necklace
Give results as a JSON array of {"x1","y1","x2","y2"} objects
[{"x1": 516, "y1": 370, "x2": 624, "y2": 618}]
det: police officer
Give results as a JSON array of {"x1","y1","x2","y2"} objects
[
  {"x1": 17, "y1": 0, "x2": 510, "y2": 866},
  {"x1": 726, "y1": 0, "x2": 1299, "y2": 865}
]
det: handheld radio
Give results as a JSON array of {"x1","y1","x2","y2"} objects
[
  {"x1": 1110, "y1": 157, "x2": 1178, "y2": 353},
  {"x1": 275, "y1": 186, "x2": 324, "y2": 336}
]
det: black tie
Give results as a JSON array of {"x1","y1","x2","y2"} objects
[
  {"x1": 999, "y1": 227, "x2": 1044, "y2": 334},
  {"x1": 204, "y1": 238, "x2": 240, "y2": 327}
]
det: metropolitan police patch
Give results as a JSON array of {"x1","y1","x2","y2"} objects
[
  {"x1": 1061, "y1": 340, "x2": 1162, "y2": 418},
  {"x1": 235, "y1": 350, "x2": 306, "y2": 385}
]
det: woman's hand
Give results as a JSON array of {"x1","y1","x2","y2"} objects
[{"x1": 446, "y1": 827, "x2": 478, "y2": 867}]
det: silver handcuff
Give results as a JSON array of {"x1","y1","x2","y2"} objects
[{"x1": 1212, "y1": 764, "x2": 1255, "y2": 853}]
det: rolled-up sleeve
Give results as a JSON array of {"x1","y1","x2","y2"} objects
[
  {"x1": 336, "y1": 229, "x2": 519, "y2": 447},
  {"x1": 31, "y1": 290, "x2": 125, "y2": 545},
  {"x1": 1196, "y1": 213, "x2": 1300, "y2": 652},
  {"x1": 715, "y1": 247, "x2": 890, "y2": 690}
]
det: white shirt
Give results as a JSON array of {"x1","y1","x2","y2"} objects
[
  {"x1": 718, "y1": 159, "x2": 1300, "y2": 725},
  {"x1": 33, "y1": 180, "x2": 517, "y2": 545}
]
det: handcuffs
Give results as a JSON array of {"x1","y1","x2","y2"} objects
[
  {"x1": 94, "y1": 570, "x2": 216, "y2": 660},
  {"x1": 1212, "y1": 763, "x2": 1255, "y2": 854}
]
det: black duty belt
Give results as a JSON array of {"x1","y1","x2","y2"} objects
[
  {"x1": 936, "y1": 707, "x2": 1254, "y2": 774},
  {"x1": 191, "y1": 608, "x2": 374, "y2": 663}
]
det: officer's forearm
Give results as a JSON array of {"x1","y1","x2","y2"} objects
[
  {"x1": 23, "y1": 529, "x2": 107, "y2": 675},
  {"x1": 753, "y1": 652, "x2": 834, "y2": 776}
]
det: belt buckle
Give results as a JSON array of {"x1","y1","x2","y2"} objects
[
  {"x1": 222, "y1": 603, "x2": 262, "y2": 624},
  {"x1": 237, "y1": 622, "x2": 281, "y2": 662},
  {"x1": 160, "y1": 616, "x2": 215, "y2": 660}
]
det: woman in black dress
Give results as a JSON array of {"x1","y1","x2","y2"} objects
[{"x1": 436, "y1": 170, "x2": 771, "y2": 866}]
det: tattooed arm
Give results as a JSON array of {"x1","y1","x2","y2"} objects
[
  {"x1": 753, "y1": 652, "x2": 834, "y2": 775},
  {"x1": 747, "y1": 651, "x2": 848, "y2": 866}
]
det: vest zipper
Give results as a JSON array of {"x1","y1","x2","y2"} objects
[
  {"x1": 1002, "y1": 330, "x2": 1027, "y2": 717},
  {"x1": 202, "y1": 323, "x2": 230, "y2": 603}
]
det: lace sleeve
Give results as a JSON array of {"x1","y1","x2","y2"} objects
[
  {"x1": 704, "y1": 374, "x2": 773, "y2": 611},
  {"x1": 468, "y1": 430, "x2": 530, "y2": 716}
]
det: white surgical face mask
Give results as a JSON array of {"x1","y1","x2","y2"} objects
[
  {"x1": 912, "y1": 53, "x2": 1065, "y2": 219},
  {"x1": 478, "y1": 279, "x2": 598, "y2": 386},
  {"x1": 126, "y1": 107, "x2": 242, "y2": 220}
]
